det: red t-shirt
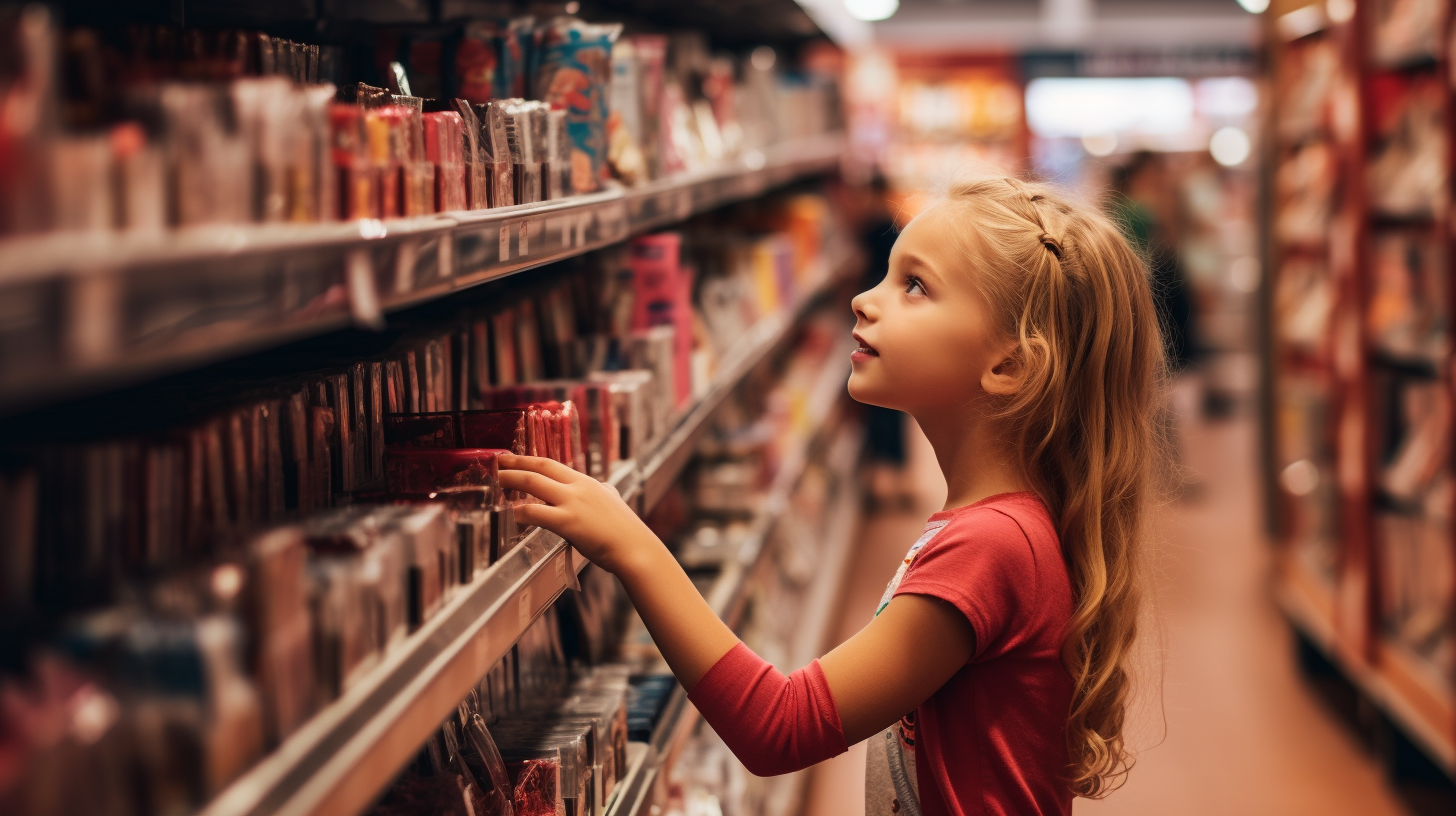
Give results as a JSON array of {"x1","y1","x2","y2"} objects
[{"x1": 894, "y1": 492, "x2": 1075, "y2": 816}]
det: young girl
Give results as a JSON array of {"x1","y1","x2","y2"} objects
[{"x1": 498, "y1": 177, "x2": 1164, "y2": 815}]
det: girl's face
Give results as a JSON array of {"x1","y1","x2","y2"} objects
[{"x1": 848, "y1": 207, "x2": 1017, "y2": 414}]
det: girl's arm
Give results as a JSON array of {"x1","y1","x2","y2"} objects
[{"x1": 498, "y1": 454, "x2": 976, "y2": 755}]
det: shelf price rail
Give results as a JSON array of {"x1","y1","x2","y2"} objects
[
  {"x1": 0, "y1": 135, "x2": 844, "y2": 418},
  {"x1": 189, "y1": 243, "x2": 858, "y2": 816}
]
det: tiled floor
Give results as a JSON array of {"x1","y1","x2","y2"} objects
[{"x1": 802, "y1": 406, "x2": 1412, "y2": 816}]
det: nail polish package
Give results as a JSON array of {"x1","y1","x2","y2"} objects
[
  {"x1": 386, "y1": 412, "x2": 462, "y2": 449},
  {"x1": 160, "y1": 83, "x2": 252, "y2": 226},
  {"x1": 629, "y1": 325, "x2": 679, "y2": 421},
  {"x1": 472, "y1": 102, "x2": 514, "y2": 209},
  {"x1": 499, "y1": 99, "x2": 541, "y2": 205},
  {"x1": 453, "y1": 100, "x2": 489, "y2": 210},
  {"x1": 244, "y1": 527, "x2": 317, "y2": 744},
  {"x1": 545, "y1": 108, "x2": 570, "y2": 200},
  {"x1": 393, "y1": 503, "x2": 457, "y2": 628},
  {"x1": 587, "y1": 369, "x2": 656, "y2": 462},
  {"x1": 422, "y1": 110, "x2": 465, "y2": 214},
  {"x1": 111, "y1": 121, "x2": 167, "y2": 232},
  {"x1": 384, "y1": 447, "x2": 503, "y2": 506},
  {"x1": 330, "y1": 102, "x2": 377, "y2": 219},
  {"x1": 48, "y1": 135, "x2": 113, "y2": 232}
]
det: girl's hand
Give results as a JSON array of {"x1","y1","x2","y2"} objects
[{"x1": 496, "y1": 453, "x2": 658, "y2": 575}]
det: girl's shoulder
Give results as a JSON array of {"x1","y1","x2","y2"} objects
[{"x1": 927, "y1": 491, "x2": 1056, "y2": 546}]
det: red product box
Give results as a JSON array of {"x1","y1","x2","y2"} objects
[
  {"x1": 629, "y1": 233, "x2": 693, "y2": 409},
  {"x1": 330, "y1": 103, "x2": 377, "y2": 219},
  {"x1": 384, "y1": 413, "x2": 461, "y2": 449},
  {"x1": 384, "y1": 447, "x2": 503, "y2": 500},
  {"x1": 424, "y1": 111, "x2": 467, "y2": 212}
]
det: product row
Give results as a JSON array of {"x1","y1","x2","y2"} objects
[{"x1": 0, "y1": 7, "x2": 841, "y2": 239}]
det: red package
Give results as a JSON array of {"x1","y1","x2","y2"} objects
[
  {"x1": 384, "y1": 448, "x2": 503, "y2": 499},
  {"x1": 384, "y1": 413, "x2": 461, "y2": 449},
  {"x1": 511, "y1": 759, "x2": 558, "y2": 816},
  {"x1": 458, "y1": 410, "x2": 528, "y2": 454},
  {"x1": 556, "y1": 399, "x2": 587, "y2": 474},
  {"x1": 424, "y1": 111, "x2": 467, "y2": 212},
  {"x1": 330, "y1": 103, "x2": 377, "y2": 219}
]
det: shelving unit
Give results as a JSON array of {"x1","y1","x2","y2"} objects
[
  {"x1": 1266, "y1": 0, "x2": 1456, "y2": 777},
  {"x1": 0, "y1": 135, "x2": 844, "y2": 417},
  {"x1": 172, "y1": 241, "x2": 859, "y2": 816}
]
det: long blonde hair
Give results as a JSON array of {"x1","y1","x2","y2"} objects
[{"x1": 941, "y1": 177, "x2": 1165, "y2": 798}]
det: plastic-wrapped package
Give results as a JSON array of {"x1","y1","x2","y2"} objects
[
  {"x1": 476, "y1": 101, "x2": 517, "y2": 208},
  {"x1": 499, "y1": 98, "x2": 542, "y2": 204},
  {"x1": 160, "y1": 83, "x2": 252, "y2": 225},
  {"x1": 424, "y1": 110, "x2": 467, "y2": 212},
  {"x1": 533, "y1": 17, "x2": 621, "y2": 194},
  {"x1": 606, "y1": 38, "x2": 649, "y2": 185},
  {"x1": 587, "y1": 370, "x2": 657, "y2": 461},
  {"x1": 329, "y1": 102, "x2": 376, "y2": 219},
  {"x1": 455, "y1": 100, "x2": 490, "y2": 210},
  {"x1": 385, "y1": 447, "x2": 503, "y2": 499},
  {"x1": 245, "y1": 527, "x2": 317, "y2": 744}
]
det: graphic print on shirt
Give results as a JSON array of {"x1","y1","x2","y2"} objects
[{"x1": 865, "y1": 518, "x2": 949, "y2": 816}]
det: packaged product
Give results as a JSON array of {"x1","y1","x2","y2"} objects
[{"x1": 533, "y1": 17, "x2": 621, "y2": 194}]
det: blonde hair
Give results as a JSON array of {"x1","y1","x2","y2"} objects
[{"x1": 940, "y1": 177, "x2": 1165, "y2": 798}]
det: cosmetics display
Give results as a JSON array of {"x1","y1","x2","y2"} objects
[
  {"x1": 1266, "y1": 0, "x2": 1456, "y2": 775},
  {"x1": 0, "y1": 175, "x2": 853, "y2": 816}
]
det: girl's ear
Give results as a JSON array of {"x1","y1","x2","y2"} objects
[{"x1": 981, "y1": 342, "x2": 1023, "y2": 396}]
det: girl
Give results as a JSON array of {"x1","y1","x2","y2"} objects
[{"x1": 498, "y1": 177, "x2": 1164, "y2": 816}]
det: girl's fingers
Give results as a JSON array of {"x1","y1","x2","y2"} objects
[
  {"x1": 498, "y1": 470, "x2": 570, "y2": 505},
  {"x1": 498, "y1": 453, "x2": 581, "y2": 484},
  {"x1": 512, "y1": 502, "x2": 571, "y2": 533}
]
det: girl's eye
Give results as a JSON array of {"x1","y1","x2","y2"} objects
[{"x1": 904, "y1": 276, "x2": 927, "y2": 296}]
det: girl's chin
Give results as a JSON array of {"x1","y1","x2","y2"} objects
[{"x1": 846, "y1": 376, "x2": 899, "y2": 410}]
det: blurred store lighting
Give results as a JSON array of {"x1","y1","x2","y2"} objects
[
  {"x1": 1235, "y1": 0, "x2": 1271, "y2": 14},
  {"x1": 751, "y1": 46, "x2": 777, "y2": 71},
  {"x1": 1081, "y1": 134, "x2": 1119, "y2": 157},
  {"x1": 844, "y1": 0, "x2": 899, "y2": 22},
  {"x1": 1044, "y1": 0, "x2": 1093, "y2": 43},
  {"x1": 1230, "y1": 257, "x2": 1262, "y2": 293},
  {"x1": 1210, "y1": 126, "x2": 1253, "y2": 166},
  {"x1": 1027, "y1": 77, "x2": 1196, "y2": 140},
  {"x1": 1281, "y1": 459, "x2": 1321, "y2": 496},
  {"x1": 1327, "y1": 0, "x2": 1356, "y2": 23},
  {"x1": 1195, "y1": 77, "x2": 1259, "y2": 119}
]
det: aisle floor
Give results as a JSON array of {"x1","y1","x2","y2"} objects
[{"x1": 802, "y1": 403, "x2": 1412, "y2": 816}]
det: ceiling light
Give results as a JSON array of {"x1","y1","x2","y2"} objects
[
  {"x1": 844, "y1": 0, "x2": 899, "y2": 22},
  {"x1": 1209, "y1": 126, "x2": 1252, "y2": 167},
  {"x1": 1235, "y1": 0, "x2": 1270, "y2": 13}
]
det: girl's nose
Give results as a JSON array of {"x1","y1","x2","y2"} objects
[{"x1": 851, "y1": 288, "x2": 875, "y2": 321}]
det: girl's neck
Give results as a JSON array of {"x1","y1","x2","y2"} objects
[{"x1": 915, "y1": 408, "x2": 1033, "y2": 511}]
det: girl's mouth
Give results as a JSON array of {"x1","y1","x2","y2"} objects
[{"x1": 851, "y1": 333, "x2": 879, "y2": 359}]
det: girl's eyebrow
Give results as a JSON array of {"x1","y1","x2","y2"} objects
[{"x1": 899, "y1": 252, "x2": 944, "y2": 288}]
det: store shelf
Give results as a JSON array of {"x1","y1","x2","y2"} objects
[
  {"x1": 636, "y1": 244, "x2": 858, "y2": 512},
  {"x1": 196, "y1": 519, "x2": 586, "y2": 816},
  {"x1": 1278, "y1": 562, "x2": 1456, "y2": 778},
  {"x1": 607, "y1": 342, "x2": 857, "y2": 816},
  {"x1": 0, "y1": 134, "x2": 844, "y2": 417},
  {"x1": 187, "y1": 247, "x2": 853, "y2": 816}
]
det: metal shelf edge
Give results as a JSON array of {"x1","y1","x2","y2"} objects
[{"x1": 0, "y1": 135, "x2": 844, "y2": 418}]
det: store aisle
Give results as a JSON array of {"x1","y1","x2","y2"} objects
[{"x1": 803, "y1": 398, "x2": 1411, "y2": 816}]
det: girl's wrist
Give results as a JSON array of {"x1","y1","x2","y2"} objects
[{"x1": 612, "y1": 526, "x2": 671, "y2": 581}]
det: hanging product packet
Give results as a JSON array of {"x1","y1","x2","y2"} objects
[{"x1": 533, "y1": 17, "x2": 621, "y2": 194}]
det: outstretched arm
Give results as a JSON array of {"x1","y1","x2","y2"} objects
[{"x1": 498, "y1": 454, "x2": 976, "y2": 770}]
